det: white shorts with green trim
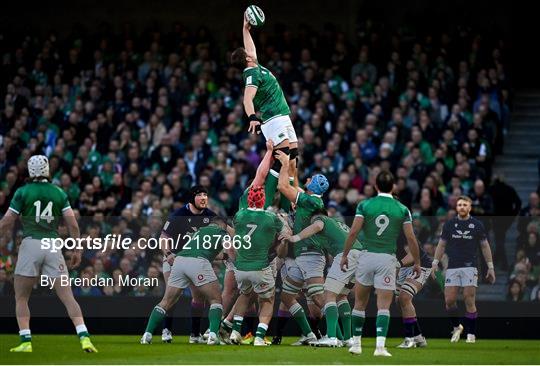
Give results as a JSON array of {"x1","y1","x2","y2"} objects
[
  {"x1": 15, "y1": 238, "x2": 68, "y2": 278},
  {"x1": 261, "y1": 115, "x2": 298, "y2": 146},
  {"x1": 235, "y1": 266, "x2": 275, "y2": 298},
  {"x1": 295, "y1": 253, "x2": 326, "y2": 280},
  {"x1": 355, "y1": 251, "x2": 398, "y2": 290},
  {"x1": 168, "y1": 256, "x2": 217, "y2": 289},
  {"x1": 325, "y1": 249, "x2": 364, "y2": 295}
]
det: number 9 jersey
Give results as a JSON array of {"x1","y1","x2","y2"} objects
[
  {"x1": 9, "y1": 182, "x2": 72, "y2": 239},
  {"x1": 355, "y1": 193, "x2": 412, "y2": 255}
]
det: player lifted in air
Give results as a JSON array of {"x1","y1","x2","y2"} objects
[
  {"x1": 273, "y1": 151, "x2": 330, "y2": 345},
  {"x1": 282, "y1": 208, "x2": 364, "y2": 347},
  {"x1": 0, "y1": 155, "x2": 97, "y2": 353},
  {"x1": 141, "y1": 216, "x2": 230, "y2": 345},
  {"x1": 230, "y1": 12, "x2": 298, "y2": 188},
  {"x1": 228, "y1": 186, "x2": 288, "y2": 346},
  {"x1": 431, "y1": 195, "x2": 496, "y2": 344},
  {"x1": 342, "y1": 171, "x2": 421, "y2": 357}
]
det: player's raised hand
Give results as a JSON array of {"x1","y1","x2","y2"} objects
[
  {"x1": 243, "y1": 12, "x2": 251, "y2": 30},
  {"x1": 340, "y1": 255, "x2": 349, "y2": 272},
  {"x1": 248, "y1": 120, "x2": 261, "y2": 134},
  {"x1": 486, "y1": 268, "x2": 496, "y2": 284},
  {"x1": 69, "y1": 250, "x2": 82, "y2": 269},
  {"x1": 266, "y1": 139, "x2": 274, "y2": 151},
  {"x1": 274, "y1": 150, "x2": 289, "y2": 164},
  {"x1": 278, "y1": 232, "x2": 291, "y2": 242}
]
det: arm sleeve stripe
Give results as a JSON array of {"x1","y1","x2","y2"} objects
[
  {"x1": 355, "y1": 214, "x2": 364, "y2": 217},
  {"x1": 8, "y1": 207, "x2": 20, "y2": 215},
  {"x1": 245, "y1": 85, "x2": 258, "y2": 89},
  {"x1": 295, "y1": 191, "x2": 301, "y2": 204},
  {"x1": 62, "y1": 206, "x2": 71, "y2": 212}
]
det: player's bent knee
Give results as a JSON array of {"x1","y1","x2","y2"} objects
[
  {"x1": 271, "y1": 147, "x2": 290, "y2": 172},
  {"x1": 282, "y1": 278, "x2": 302, "y2": 296}
]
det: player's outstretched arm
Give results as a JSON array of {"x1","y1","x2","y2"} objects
[
  {"x1": 252, "y1": 140, "x2": 274, "y2": 187},
  {"x1": 431, "y1": 239, "x2": 446, "y2": 279},
  {"x1": 480, "y1": 239, "x2": 496, "y2": 284},
  {"x1": 403, "y1": 222, "x2": 422, "y2": 277},
  {"x1": 242, "y1": 13, "x2": 257, "y2": 61},
  {"x1": 341, "y1": 216, "x2": 364, "y2": 271},
  {"x1": 0, "y1": 209, "x2": 17, "y2": 234},
  {"x1": 283, "y1": 220, "x2": 324, "y2": 243},
  {"x1": 275, "y1": 151, "x2": 298, "y2": 202}
]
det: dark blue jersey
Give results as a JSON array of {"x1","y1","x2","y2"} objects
[
  {"x1": 441, "y1": 216, "x2": 487, "y2": 269},
  {"x1": 162, "y1": 204, "x2": 217, "y2": 251},
  {"x1": 396, "y1": 231, "x2": 432, "y2": 268}
]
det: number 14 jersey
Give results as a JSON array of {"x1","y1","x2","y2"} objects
[
  {"x1": 9, "y1": 182, "x2": 72, "y2": 239},
  {"x1": 355, "y1": 193, "x2": 412, "y2": 255}
]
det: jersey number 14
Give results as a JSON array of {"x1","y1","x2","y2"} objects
[{"x1": 34, "y1": 201, "x2": 54, "y2": 224}]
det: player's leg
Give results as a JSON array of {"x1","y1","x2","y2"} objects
[
  {"x1": 252, "y1": 267, "x2": 276, "y2": 345},
  {"x1": 196, "y1": 280, "x2": 223, "y2": 345},
  {"x1": 161, "y1": 265, "x2": 174, "y2": 342},
  {"x1": 222, "y1": 267, "x2": 239, "y2": 316},
  {"x1": 279, "y1": 259, "x2": 316, "y2": 344},
  {"x1": 141, "y1": 284, "x2": 183, "y2": 344},
  {"x1": 348, "y1": 283, "x2": 370, "y2": 355},
  {"x1": 445, "y1": 285, "x2": 463, "y2": 342},
  {"x1": 10, "y1": 275, "x2": 35, "y2": 352},
  {"x1": 142, "y1": 257, "x2": 186, "y2": 344},
  {"x1": 367, "y1": 252, "x2": 396, "y2": 356},
  {"x1": 322, "y1": 252, "x2": 355, "y2": 345},
  {"x1": 297, "y1": 255, "x2": 326, "y2": 339},
  {"x1": 189, "y1": 285, "x2": 206, "y2": 343},
  {"x1": 397, "y1": 278, "x2": 426, "y2": 348},
  {"x1": 54, "y1": 279, "x2": 97, "y2": 352},
  {"x1": 463, "y1": 285, "x2": 478, "y2": 343}
]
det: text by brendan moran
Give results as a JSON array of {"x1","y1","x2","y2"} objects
[{"x1": 40, "y1": 275, "x2": 158, "y2": 289}]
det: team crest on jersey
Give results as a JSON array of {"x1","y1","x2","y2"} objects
[
  {"x1": 454, "y1": 223, "x2": 458, "y2": 227},
  {"x1": 203, "y1": 218, "x2": 209, "y2": 224},
  {"x1": 188, "y1": 218, "x2": 192, "y2": 223},
  {"x1": 469, "y1": 223, "x2": 475, "y2": 229}
]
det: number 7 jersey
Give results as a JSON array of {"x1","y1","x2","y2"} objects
[
  {"x1": 9, "y1": 182, "x2": 72, "y2": 239},
  {"x1": 355, "y1": 193, "x2": 412, "y2": 255}
]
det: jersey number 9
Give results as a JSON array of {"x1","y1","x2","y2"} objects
[{"x1": 375, "y1": 214, "x2": 389, "y2": 236}]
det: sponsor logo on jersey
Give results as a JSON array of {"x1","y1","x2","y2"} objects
[{"x1": 384, "y1": 276, "x2": 391, "y2": 284}]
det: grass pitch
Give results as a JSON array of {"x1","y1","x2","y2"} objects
[{"x1": 1, "y1": 335, "x2": 539, "y2": 364}]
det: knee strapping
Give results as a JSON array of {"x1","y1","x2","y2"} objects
[{"x1": 400, "y1": 282, "x2": 417, "y2": 298}]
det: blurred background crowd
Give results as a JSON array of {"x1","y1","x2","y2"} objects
[{"x1": 0, "y1": 18, "x2": 538, "y2": 301}]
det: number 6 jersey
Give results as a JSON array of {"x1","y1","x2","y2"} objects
[
  {"x1": 9, "y1": 181, "x2": 72, "y2": 239},
  {"x1": 355, "y1": 193, "x2": 412, "y2": 255}
]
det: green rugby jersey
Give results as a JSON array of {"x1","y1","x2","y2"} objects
[
  {"x1": 233, "y1": 208, "x2": 283, "y2": 271},
  {"x1": 9, "y1": 181, "x2": 71, "y2": 239},
  {"x1": 243, "y1": 64, "x2": 290, "y2": 122},
  {"x1": 238, "y1": 174, "x2": 279, "y2": 210},
  {"x1": 178, "y1": 224, "x2": 228, "y2": 261},
  {"x1": 311, "y1": 215, "x2": 364, "y2": 256},
  {"x1": 293, "y1": 192, "x2": 326, "y2": 257},
  {"x1": 355, "y1": 193, "x2": 412, "y2": 255}
]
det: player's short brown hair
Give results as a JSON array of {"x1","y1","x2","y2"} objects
[
  {"x1": 457, "y1": 195, "x2": 472, "y2": 204},
  {"x1": 375, "y1": 170, "x2": 395, "y2": 193},
  {"x1": 231, "y1": 47, "x2": 247, "y2": 69}
]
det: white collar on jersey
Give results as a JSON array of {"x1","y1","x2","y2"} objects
[
  {"x1": 243, "y1": 66, "x2": 257, "y2": 71},
  {"x1": 247, "y1": 207, "x2": 264, "y2": 211},
  {"x1": 377, "y1": 193, "x2": 393, "y2": 198}
]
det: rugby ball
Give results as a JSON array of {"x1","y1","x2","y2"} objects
[{"x1": 245, "y1": 5, "x2": 265, "y2": 27}]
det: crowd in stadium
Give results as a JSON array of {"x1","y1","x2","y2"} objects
[{"x1": 0, "y1": 19, "x2": 539, "y2": 301}]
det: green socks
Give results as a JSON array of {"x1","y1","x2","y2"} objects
[
  {"x1": 255, "y1": 323, "x2": 268, "y2": 339},
  {"x1": 208, "y1": 304, "x2": 223, "y2": 334},
  {"x1": 376, "y1": 309, "x2": 390, "y2": 348},
  {"x1": 290, "y1": 303, "x2": 312, "y2": 336},
  {"x1": 145, "y1": 305, "x2": 166, "y2": 334},
  {"x1": 351, "y1": 309, "x2": 365, "y2": 337},
  {"x1": 324, "y1": 302, "x2": 339, "y2": 338},
  {"x1": 19, "y1": 329, "x2": 31, "y2": 343},
  {"x1": 338, "y1": 300, "x2": 352, "y2": 340},
  {"x1": 232, "y1": 315, "x2": 244, "y2": 333}
]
